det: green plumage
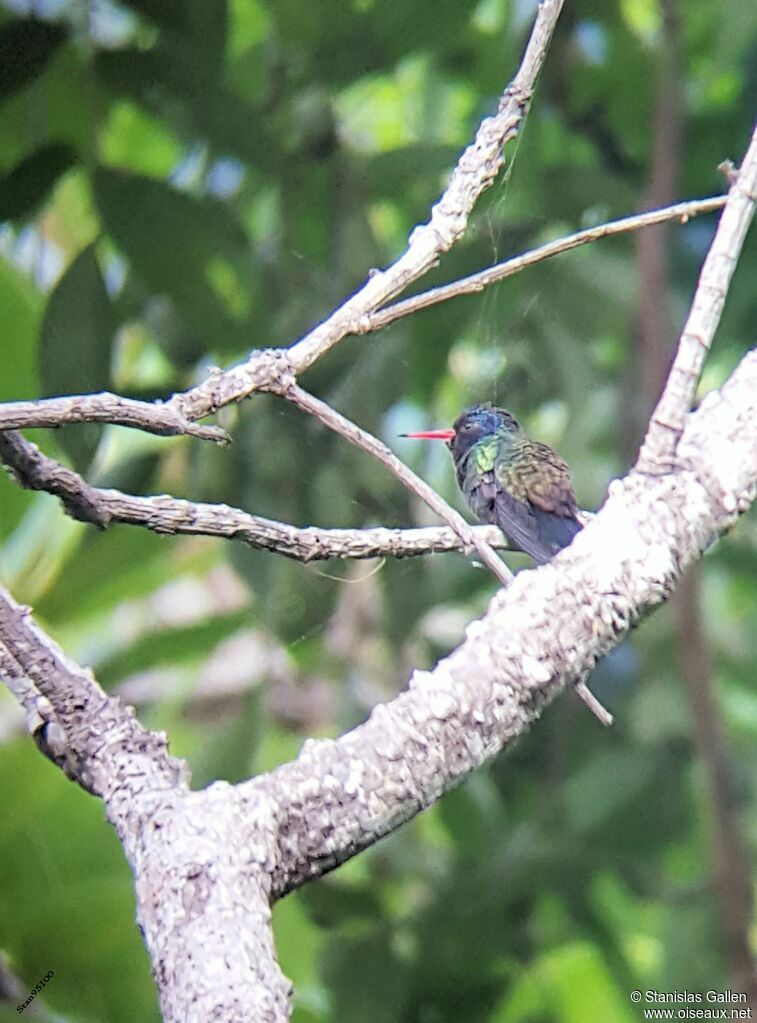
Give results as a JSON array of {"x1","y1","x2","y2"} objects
[{"x1": 450, "y1": 405, "x2": 582, "y2": 564}]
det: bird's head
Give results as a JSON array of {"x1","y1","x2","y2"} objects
[{"x1": 402, "y1": 403, "x2": 520, "y2": 460}]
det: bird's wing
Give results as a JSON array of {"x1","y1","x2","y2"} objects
[
  {"x1": 492, "y1": 485, "x2": 558, "y2": 564},
  {"x1": 496, "y1": 441, "x2": 578, "y2": 518},
  {"x1": 467, "y1": 472, "x2": 555, "y2": 565},
  {"x1": 491, "y1": 442, "x2": 581, "y2": 564}
]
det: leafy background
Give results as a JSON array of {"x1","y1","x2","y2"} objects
[{"x1": 0, "y1": 0, "x2": 755, "y2": 1020}]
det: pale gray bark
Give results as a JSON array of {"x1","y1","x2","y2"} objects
[
  {"x1": 260, "y1": 349, "x2": 757, "y2": 896},
  {"x1": 637, "y1": 122, "x2": 757, "y2": 473},
  {"x1": 0, "y1": 3, "x2": 754, "y2": 1018},
  {"x1": 126, "y1": 785, "x2": 291, "y2": 1023},
  {"x1": 0, "y1": 427, "x2": 511, "y2": 559},
  {"x1": 1, "y1": 347, "x2": 756, "y2": 1020},
  {"x1": 0, "y1": 392, "x2": 227, "y2": 442}
]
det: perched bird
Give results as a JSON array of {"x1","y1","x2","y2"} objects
[{"x1": 403, "y1": 403, "x2": 582, "y2": 565}]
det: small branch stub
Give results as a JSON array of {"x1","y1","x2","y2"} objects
[{"x1": 575, "y1": 679, "x2": 614, "y2": 726}]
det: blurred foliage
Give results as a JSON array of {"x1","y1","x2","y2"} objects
[{"x1": 0, "y1": 0, "x2": 755, "y2": 1020}]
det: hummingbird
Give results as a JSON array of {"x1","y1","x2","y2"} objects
[{"x1": 402, "y1": 403, "x2": 582, "y2": 565}]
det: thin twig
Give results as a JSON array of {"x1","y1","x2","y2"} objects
[
  {"x1": 0, "y1": 393, "x2": 229, "y2": 442},
  {"x1": 0, "y1": 193, "x2": 725, "y2": 447},
  {"x1": 0, "y1": 194, "x2": 724, "y2": 443},
  {"x1": 574, "y1": 679, "x2": 614, "y2": 727},
  {"x1": 172, "y1": 0, "x2": 565, "y2": 424},
  {"x1": 360, "y1": 195, "x2": 727, "y2": 333},
  {"x1": 0, "y1": 428, "x2": 512, "y2": 560},
  {"x1": 636, "y1": 121, "x2": 757, "y2": 474},
  {"x1": 0, "y1": 430, "x2": 110, "y2": 526},
  {"x1": 281, "y1": 384, "x2": 514, "y2": 587}
]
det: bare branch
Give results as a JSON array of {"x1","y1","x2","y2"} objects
[
  {"x1": 0, "y1": 427, "x2": 513, "y2": 559},
  {"x1": 0, "y1": 429, "x2": 111, "y2": 526},
  {"x1": 637, "y1": 121, "x2": 757, "y2": 474},
  {"x1": 0, "y1": 392, "x2": 229, "y2": 442},
  {"x1": 170, "y1": 0, "x2": 565, "y2": 424},
  {"x1": 2, "y1": 353, "x2": 756, "y2": 1015},
  {"x1": 282, "y1": 383, "x2": 514, "y2": 586},
  {"x1": 0, "y1": 193, "x2": 724, "y2": 448},
  {"x1": 263, "y1": 346, "x2": 757, "y2": 898},
  {"x1": 281, "y1": 387, "x2": 613, "y2": 723},
  {"x1": 128, "y1": 783, "x2": 291, "y2": 1023},
  {"x1": 0, "y1": 587, "x2": 186, "y2": 800},
  {"x1": 362, "y1": 195, "x2": 727, "y2": 333},
  {"x1": 0, "y1": 585, "x2": 290, "y2": 1023}
]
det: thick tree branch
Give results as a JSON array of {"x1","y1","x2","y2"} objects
[
  {"x1": 257, "y1": 347, "x2": 757, "y2": 897},
  {"x1": 361, "y1": 195, "x2": 726, "y2": 333},
  {"x1": 0, "y1": 586, "x2": 289, "y2": 1023},
  {"x1": 0, "y1": 588, "x2": 186, "y2": 803},
  {"x1": 2, "y1": 352, "x2": 755, "y2": 1019},
  {"x1": 125, "y1": 783, "x2": 291, "y2": 1023},
  {"x1": 637, "y1": 120, "x2": 757, "y2": 473}
]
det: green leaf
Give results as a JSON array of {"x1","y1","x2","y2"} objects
[
  {"x1": 39, "y1": 245, "x2": 116, "y2": 468},
  {"x1": 99, "y1": 101, "x2": 183, "y2": 180},
  {"x1": 0, "y1": 41, "x2": 99, "y2": 162},
  {"x1": 115, "y1": 0, "x2": 188, "y2": 32},
  {"x1": 438, "y1": 773, "x2": 508, "y2": 854},
  {"x1": 366, "y1": 145, "x2": 458, "y2": 197},
  {"x1": 273, "y1": 890, "x2": 325, "y2": 994},
  {"x1": 490, "y1": 942, "x2": 637, "y2": 1023},
  {"x1": 0, "y1": 260, "x2": 41, "y2": 401},
  {"x1": 563, "y1": 749, "x2": 656, "y2": 834},
  {"x1": 118, "y1": 0, "x2": 228, "y2": 76},
  {"x1": 192, "y1": 690, "x2": 265, "y2": 786},
  {"x1": 95, "y1": 610, "x2": 250, "y2": 685},
  {"x1": 40, "y1": 245, "x2": 115, "y2": 396},
  {"x1": 0, "y1": 259, "x2": 41, "y2": 538},
  {"x1": 0, "y1": 142, "x2": 77, "y2": 222},
  {"x1": 373, "y1": 0, "x2": 474, "y2": 61},
  {"x1": 33, "y1": 525, "x2": 181, "y2": 626},
  {"x1": 0, "y1": 18, "x2": 67, "y2": 100},
  {"x1": 299, "y1": 878, "x2": 384, "y2": 928},
  {"x1": 0, "y1": 742, "x2": 159, "y2": 1022},
  {"x1": 95, "y1": 46, "x2": 276, "y2": 173},
  {"x1": 92, "y1": 166, "x2": 253, "y2": 357},
  {"x1": 322, "y1": 930, "x2": 409, "y2": 1023}
]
